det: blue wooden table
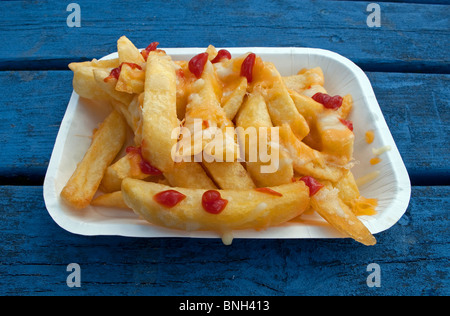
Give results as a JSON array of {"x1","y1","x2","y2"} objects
[{"x1": 0, "y1": 0, "x2": 448, "y2": 297}]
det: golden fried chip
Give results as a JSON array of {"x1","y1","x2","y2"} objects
[
  {"x1": 61, "y1": 110, "x2": 127, "y2": 209},
  {"x1": 122, "y1": 178, "x2": 310, "y2": 232},
  {"x1": 202, "y1": 161, "x2": 255, "y2": 190},
  {"x1": 163, "y1": 162, "x2": 217, "y2": 189},
  {"x1": 92, "y1": 68, "x2": 134, "y2": 106},
  {"x1": 316, "y1": 111, "x2": 354, "y2": 165},
  {"x1": 235, "y1": 91, "x2": 294, "y2": 187},
  {"x1": 311, "y1": 185, "x2": 376, "y2": 246},
  {"x1": 252, "y1": 61, "x2": 310, "y2": 140},
  {"x1": 69, "y1": 58, "x2": 120, "y2": 101},
  {"x1": 279, "y1": 124, "x2": 344, "y2": 182},
  {"x1": 141, "y1": 51, "x2": 178, "y2": 173},
  {"x1": 221, "y1": 77, "x2": 247, "y2": 120},
  {"x1": 117, "y1": 35, "x2": 145, "y2": 66},
  {"x1": 100, "y1": 151, "x2": 152, "y2": 193},
  {"x1": 115, "y1": 62, "x2": 145, "y2": 94},
  {"x1": 91, "y1": 191, "x2": 130, "y2": 209}
]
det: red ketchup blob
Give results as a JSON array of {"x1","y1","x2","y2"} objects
[
  {"x1": 104, "y1": 67, "x2": 121, "y2": 82},
  {"x1": 126, "y1": 146, "x2": 162, "y2": 175},
  {"x1": 299, "y1": 176, "x2": 324, "y2": 197},
  {"x1": 254, "y1": 187, "x2": 283, "y2": 197},
  {"x1": 141, "y1": 42, "x2": 160, "y2": 61},
  {"x1": 189, "y1": 52, "x2": 209, "y2": 78},
  {"x1": 211, "y1": 49, "x2": 232, "y2": 64},
  {"x1": 202, "y1": 190, "x2": 228, "y2": 214},
  {"x1": 240, "y1": 53, "x2": 256, "y2": 83},
  {"x1": 312, "y1": 92, "x2": 343, "y2": 110},
  {"x1": 104, "y1": 62, "x2": 142, "y2": 82},
  {"x1": 154, "y1": 190, "x2": 186, "y2": 208},
  {"x1": 339, "y1": 118, "x2": 354, "y2": 131}
]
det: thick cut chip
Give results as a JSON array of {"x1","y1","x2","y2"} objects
[
  {"x1": 91, "y1": 191, "x2": 130, "y2": 209},
  {"x1": 311, "y1": 185, "x2": 376, "y2": 246},
  {"x1": 173, "y1": 60, "x2": 190, "y2": 120},
  {"x1": 316, "y1": 111, "x2": 354, "y2": 165},
  {"x1": 252, "y1": 61, "x2": 309, "y2": 140},
  {"x1": 334, "y1": 171, "x2": 378, "y2": 216},
  {"x1": 163, "y1": 162, "x2": 217, "y2": 189},
  {"x1": 235, "y1": 91, "x2": 272, "y2": 129},
  {"x1": 115, "y1": 63, "x2": 145, "y2": 94},
  {"x1": 182, "y1": 60, "x2": 242, "y2": 181},
  {"x1": 221, "y1": 77, "x2": 247, "y2": 120},
  {"x1": 288, "y1": 89, "x2": 324, "y2": 150},
  {"x1": 123, "y1": 93, "x2": 144, "y2": 145},
  {"x1": 205, "y1": 45, "x2": 218, "y2": 60},
  {"x1": 117, "y1": 36, "x2": 145, "y2": 66},
  {"x1": 122, "y1": 178, "x2": 310, "y2": 232},
  {"x1": 69, "y1": 58, "x2": 120, "y2": 101},
  {"x1": 279, "y1": 124, "x2": 344, "y2": 182},
  {"x1": 266, "y1": 79, "x2": 310, "y2": 140},
  {"x1": 288, "y1": 89, "x2": 323, "y2": 123},
  {"x1": 115, "y1": 36, "x2": 147, "y2": 94},
  {"x1": 60, "y1": 110, "x2": 127, "y2": 209},
  {"x1": 101, "y1": 150, "x2": 155, "y2": 193},
  {"x1": 202, "y1": 161, "x2": 255, "y2": 190},
  {"x1": 282, "y1": 67, "x2": 324, "y2": 94},
  {"x1": 235, "y1": 91, "x2": 294, "y2": 187},
  {"x1": 184, "y1": 61, "x2": 230, "y2": 133},
  {"x1": 92, "y1": 68, "x2": 134, "y2": 106},
  {"x1": 109, "y1": 99, "x2": 134, "y2": 133},
  {"x1": 337, "y1": 94, "x2": 353, "y2": 119},
  {"x1": 333, "y1": 170, "x2": 360, "y2": 206},
  {"x1": 141, "y1": 52, "x2": 178, "y2": 173}
]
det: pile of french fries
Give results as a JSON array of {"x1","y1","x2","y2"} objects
[{"x1": 61, "y1": 36, "x2": 378, "y2": 245}]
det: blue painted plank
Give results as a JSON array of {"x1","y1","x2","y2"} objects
[
  {"x1": 0, "y1": 70, "x2": 448, "y2": 185},
  {"x1": 0, "y1": 71, "x2": 73, "y2": 184},
  {"x1": 366, "y1": 72, "x2": 450, "y2": 185},
  {"x1": 334, "y1": 0, "x2": 450, "y2": 5},
  {"x1": 0, "y1": 185, "x2": 448, "y2": 296},
  {"x1": 0, "y1": 0, "x2": 448, "y2": 73}
]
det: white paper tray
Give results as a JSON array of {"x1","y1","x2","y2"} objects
[{"x1": 43, "y1": 47, "x2": 411, "y2": 240}]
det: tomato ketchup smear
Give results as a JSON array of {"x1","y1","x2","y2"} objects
[
  {"x1": 189, "y1": 52, "x2": 209, "y2": 78},
  {"x1": 141, "y1": 42, "x2": 160, "y2": 61},
  {"x1": 154, "y1": 190, "x2": 186, "y2": 208},
  {"x1": 240, "y1": 53, "x2": 256, "y2": 83},
  {"x1": 299, "y1": 176, "x2": 324, "y2": 197},
  {"x1": 104, "y1": 62, "x2": 142, "y2": 82},
  {"x1": 312, "y1": 92, "x2": 343, "y2": 110},
  {"x1": 339, "y1": 118, "x2": 354, "y2": 131},
  {"x1": 126, "y1": 146, "x2": 162, "y2": 175},
  {"x1": 211, "y1": 49, "x2": 232, "y2": 64},
  {"x1": 202, "y1": 190, "x2": 228, "y2": 214}
]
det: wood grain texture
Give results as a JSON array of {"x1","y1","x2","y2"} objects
[
  {"x1": 0, "y1": 1, "x2": 448, "y2": 73},
  {"x1": 366, "y1": 72, "x2": 450, "y2": 185},
  {"x1": 0, "y1": 71, "x2": 72, "y2": 184},
  {"x1": 0, "y1": 70, "x2": 448, "y2": 185},
  {"x1": 0, "y1": 0, "x2": 449, "y2": 298},
  {"x1": 0, "y1": 185, "x2": 448, "y2": 296}
]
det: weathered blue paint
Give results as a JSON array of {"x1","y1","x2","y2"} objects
[
  {"x1": 0, "y1": 0, "x2": 448, "y2": 297},
  {"x1": 0, "y1": 186, "x2": 448, "y2": 296},
  {"x1": 0, "y1": 71, "x2": 448, "y2": 185},
  {"x1": 0, "y1": 1, "x2": 448, "y2": 73}
]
